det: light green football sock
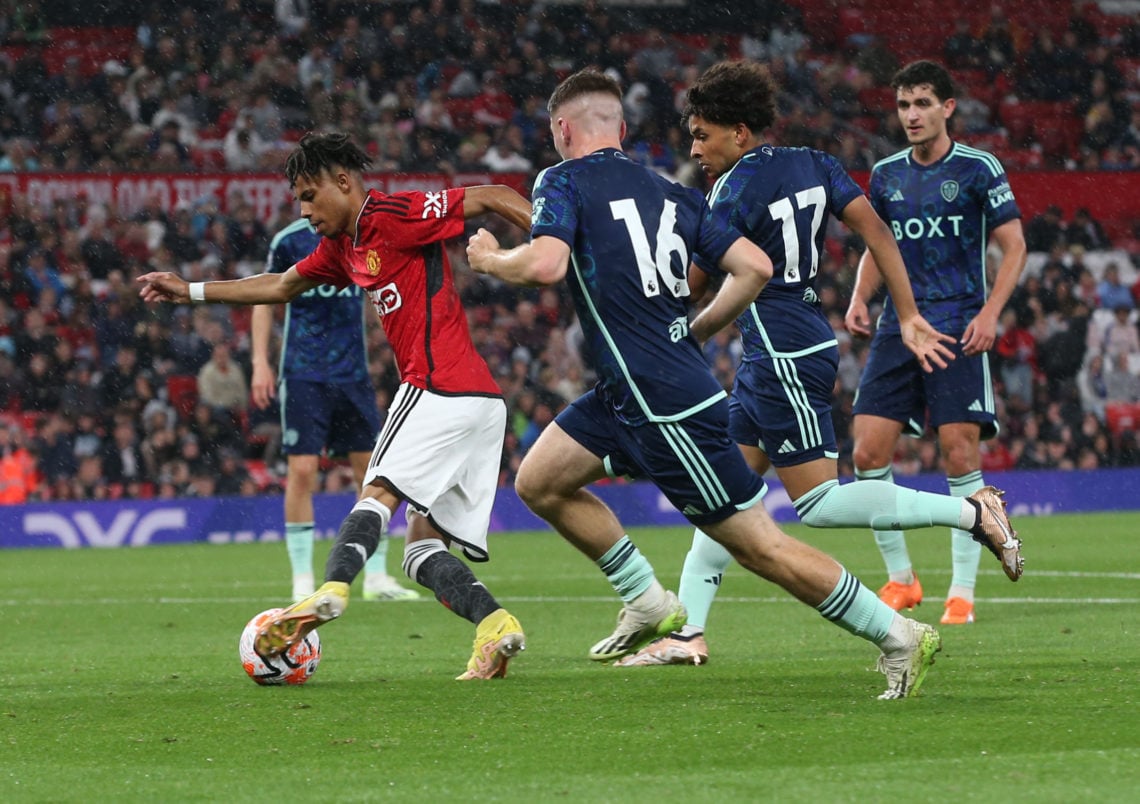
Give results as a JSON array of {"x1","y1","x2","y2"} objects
[
  {"x1": 794, "y1": 479, "x2": 972, "y2": 531},
  {"x1": 817, "y1": 567, "x2": 897, "y2": 646},
  {"x1": 855, "y1": 466, "x2": 913, "y2": 583},
  {"x1": 285, "y1": 522, "x2": 315, "y2": 578},
  {"x1": 677, "y1": 529, "x2": 732, "y2": 631},
  {"x1": 597, "y1": 535, "x2": 656, "y2": 603},
  {"x1": 364, "y1": 534, "x2": 389, "y2": 577},
  {"x1": 948, "y1": 471, "x2": 985, "y2": 599}
]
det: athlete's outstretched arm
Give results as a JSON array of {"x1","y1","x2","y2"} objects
[
  {"x1": 845, "y1": 245, "x2": 886, "y2": 338},
  {"x1": 138, "y1": 266, "x2": 320, "y2": 306},
  {"x1": 842, "y1": 196, "x2": 955, "y2": 371},
  {"x1": 689, "y1": 237, "x2": 772, "y2": 344},
  {"x1": 462, "y1": 185, "x2": 533, "y2": 231},
  {"x1": 466, "y1": 228, "x2": 570, "y2": 287},
  {"x1": 250, "y1": 303, "x2": 278, "y2": 410},
  {"x1": 961, "y1": 217, "x2": 1027, "y2": 356}
]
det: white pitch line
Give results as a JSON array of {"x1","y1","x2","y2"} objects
[{"x1": 4, "y1": 595, "x2": 1139, "y2": 607}]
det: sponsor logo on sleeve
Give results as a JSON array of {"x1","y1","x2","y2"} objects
[
  {"x1": 987, "y1": 181, "x2": 1014, "y2": 208},
  {"x1": 422, "y1": 191, "x2": 447, "y2": 219}
]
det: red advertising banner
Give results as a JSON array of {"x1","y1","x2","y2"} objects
[
  {"x1": 0, "y1": 172, "x2": 532, "y2": 225},
  {"x1": 1, "y1": 171, "x2": 1132, "y2": 232}
]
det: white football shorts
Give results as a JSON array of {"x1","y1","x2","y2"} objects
[{"x1": 363, "y1": 382, "x2": 506, "y2": 561}]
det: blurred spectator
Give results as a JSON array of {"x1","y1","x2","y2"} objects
[
  {"x1": 58, "y1": 360, "x2": 99, "y2": 420},
  {"x1": 1105, "y1": 352, "x2": 1140, "y2": 403},
  {"x1": 951, "y1": 86, "x2": 993, "y2": 135},
  {"x1": 32, "y1": 413, "x2": 77, "y2": 486},
  {"x1": 5, "y1": 0, "x2": 48, "y2": 44},
  {"x1": 141, "y1": 416, "x2": 178, "y2": 479},
  {"x1": 1068, "y1": 207, "x2": 1110, "y2": 251},
  {"x1": 148, "y1": 119, "x2": 193, "y2": 170},
  {"x1": 1097, "y1": 265, "x2": 1134, "y2": 311},
  {"x1": 227, "y1": 201, "x2": 269, "y2": 263},
  {"x1": 1038, "y1": 299, "x2": 1091, "y2": 393},
  {"x1": 98, "y1": 344, "x2": 142, "y2": 413},
  {"x1": 0, "y1": 137, "x2": 39, "y2": 171},
  {"x1": 169, "y1": 308, "x2": 211, "y2": 374},
  {"x1": 298, "y1": 37, "x2": 334, "y2": 93},
  {"x1": 275, "y1": 0, "x2": 311, "y2": 42},
  {"x1": 979, "y1": 7, "x2": 1017, "y2": 80},
  {"x1": 214, "y1": 447, "x2": 252, "y2": 496},
  {"x1": 12, "y1": 307, "x2": 55, "y2": 368},
  {"x1": 1098, "y1": 305, "x2": 1140, "y2": 359},
  {"x1": 0, "y1": 425, "x2": 36, "y2": 504},
  {"x1": 71, "y1": 411, "x2": 104, "y2": 461},
  {"x1": 19, "y1": 351, "x2": 61, "y2": 412},
  {"x1": 481, "y1": 126, "x2": 533, "y2": 173},
  {"x1": 944, "y1": 18, "x2": 986, "y2": 70},
  {"x1": 101, "y1": 418, "x2": 145, "y2": 486},
  {"x1": 223, "y1": 122, "x2": 268, "y2": 172},
  {"x1": 1073, "y1": 267, "x2": 1100, "y2": 307},
  {"x1": 163, "y1": 208, "x2": 204, "y2": 264},
  {"x1": 1020, "y1": 29, "x2": 1069, "y2": 100},
  {"x1": 94, "y1": 294, "x2": 140, "y2": 362},
  {"x1": 472, "y1": 71, "x2": 516, "y2": 129},
  {"x1": 242, "y1": 90, "x2": 286, "y2": 145},
  {"x1": 1024, "y1": 205, "x2": 1066, "y2": 253},
  {"x1": 79, "y1": 213, "x2": 125, "y2": 280},
  {"x1": 196, "y1": 341, "x2": 247, "y2": 416},
  {"x1": 1077, "y1": 72, "x2": 1130, "y2": 154}
]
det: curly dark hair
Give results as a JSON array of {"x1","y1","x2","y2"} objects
[
  {"x1": 546, "y1": 69, "x2": 622, "y2": 115},
  {"x1": 284, "y1": 131, "x2": 373, "y2": 188},
  {"x1": 891, "y1": 60, "x2": 956, "y2": 102},
  {"x1": 681, "y1": 60, "x2": 777, "y2": 134}
]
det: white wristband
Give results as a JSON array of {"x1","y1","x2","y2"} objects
[{"x1": 188, "y1": 282, "x2": 206, "y2": 303}]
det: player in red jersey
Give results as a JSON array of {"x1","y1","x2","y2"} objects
[{"x1": 138, "y1": 132, "x2": 533, "y2": 680}]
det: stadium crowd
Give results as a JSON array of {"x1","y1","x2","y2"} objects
[{"x1": 1, "y1": 0, "x2": 1139, "y2": 503}]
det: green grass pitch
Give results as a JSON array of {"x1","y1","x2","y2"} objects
[{"x1": 4, "y1": 512, "x2": 1139, "y2": 802}]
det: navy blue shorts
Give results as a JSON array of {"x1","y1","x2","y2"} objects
[
  {"x1": 728, "y1": 348, "x2": 839, "y2": 467},
  {"x1": 280, "y1": 378, "x2": 383, "y2": 456},
  {"x1": 555, "y1": 388, "x2": 767, "y2": 526},
  {"x1": 852, "y1": 331, "x2": 997, "y2": 439}
]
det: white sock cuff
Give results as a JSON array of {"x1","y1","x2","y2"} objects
[
  {"x1": 353, "y1": 497, "x2": 392, "y2": 530},
  {"x1": 402, "y1": 538, "x2": 448, "y2": 581},
  {"x1": 855, "y1": 465, "x2": 894, "y2": 483}
]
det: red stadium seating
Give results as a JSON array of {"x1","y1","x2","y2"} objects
[
  {"x1": 444, "y1": 97, "x2": 476, "y2": 131},
  {"x1": 1106, "y1": 402, "x2": 1140, "y2": 436},
  {"x1": 998, "y1": 101, "x2": 1077, "y2": 148},
  {"x1": 999, "y1": 102, "x2": 1037, "y2": 147},
  {"x1": 166, "y1": 375, "x2": 199, "y2": 421},
  {"x1": 857, "y1": 87, "x2": 897, "y2": 116},
  {"x1": 1033, "y1": 116, "x2": 1084, "y2": 165}
]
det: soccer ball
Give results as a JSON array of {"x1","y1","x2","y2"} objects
[{"x1": 239, "y1": 607, "x2": 322, "y2": 686}]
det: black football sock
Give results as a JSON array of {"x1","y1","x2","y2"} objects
[
  {"x1": 414, "y1": 550, "x2": 501, "y2": 624},
  {"x1": 324, "y1": 510, "x2": 383, "y2": 584}
]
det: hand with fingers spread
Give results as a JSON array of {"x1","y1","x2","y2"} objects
[{"x1": 900, "y1": 314, "x2": 957, "y2": 372}]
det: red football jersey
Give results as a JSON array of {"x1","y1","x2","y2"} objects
[{"x1": 295, "y1": 188, "x2": 500, "y2": 396}]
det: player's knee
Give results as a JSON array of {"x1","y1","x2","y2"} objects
[
  {"x1": 288, "y1": 458, "x2": 320, "y2": 492},
  {"x1": 851, "y1": 443, "x2": 888, "y2": 473},
  {"x1": 794, "y1": 484, "x2": 834, "y2": 529},
  {"x1": 940, "y1": 444, "x2": 976, "y2": 476},
  {"x1": 513, "y1": 464, "x2": 548, "y2": 511}
]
